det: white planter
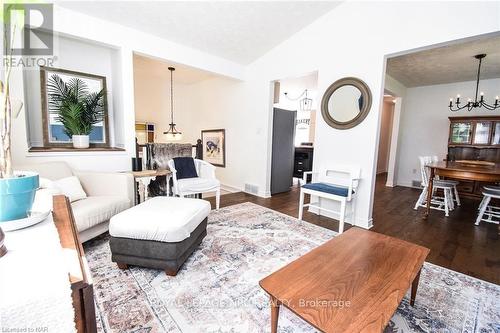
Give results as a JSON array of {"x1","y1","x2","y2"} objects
[{"x1": 72, "y1": 135, "x2": 90, "y2": 149}]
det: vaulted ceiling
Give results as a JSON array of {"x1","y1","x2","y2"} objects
[
  {"x1": 133, "y1": 54, "x2": 218, "y2": 84},
  {"x1": 57, "y1": 1, "x2": 340, "y2": 65}
]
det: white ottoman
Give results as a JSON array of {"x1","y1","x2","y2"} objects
[{"x1": 109, "y1": 197, "x2": 210, "y2": 276}]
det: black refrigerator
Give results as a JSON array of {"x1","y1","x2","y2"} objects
[{"x1": 271, "y1": 108, "x2": 297, "y2": 195}]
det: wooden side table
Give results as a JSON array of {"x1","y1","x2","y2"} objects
[{"x1": 130, "y1": 169, "x2": 172, "y2": 203}]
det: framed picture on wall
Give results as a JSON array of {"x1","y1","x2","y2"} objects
[
  {"x1": 40, "y1": 66, "x2": 110, "y2": 148},
  {"x1": 201, "y1": 129, "x2": 226, "y2": 167}
]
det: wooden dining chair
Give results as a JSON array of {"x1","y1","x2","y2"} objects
[
  {"x1": 430, "y1": 156, "x2": 461, "y2": 207},
  {"x1": 476, "y1": 186, "x2": 500, "y2": 225},
  {"x1": 414, "y1": 156, "x2": 455, "y2": 216}
]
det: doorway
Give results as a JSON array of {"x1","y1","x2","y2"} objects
[
  {"x1": 270, "y1": 72, "x2": 318, "y2": 195},
  {"x1": 377, "y1": 95, "x2": 395, "y2": 176}
]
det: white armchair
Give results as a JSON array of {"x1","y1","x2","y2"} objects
[
  {"x1": 168, "y1": 158, "x2": 221, "y2": 209},
  {"x1": 299, "y1": 165, "x2": 360, "y2": 234}
]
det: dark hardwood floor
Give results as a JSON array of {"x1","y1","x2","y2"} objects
[{"x1": 207, "y1": 174, "x2": 500, "y2": 285}]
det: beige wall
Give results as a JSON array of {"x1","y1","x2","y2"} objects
[
  {"x1": 133, "y1": 61, "x2": 245, "y2": 191},
  {"x1": 377, "y1": 101, "x2": 394, "y2": 174},
  {"x1": 133, "y1": 67, "x2": 200, "y2": 145},
  {"x1": 188, "y1": 77, "x2": 247, "y2": 191}
]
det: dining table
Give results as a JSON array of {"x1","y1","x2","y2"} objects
[{"x1": 425, "y1": 161, "x2": 500, "y2": 233}]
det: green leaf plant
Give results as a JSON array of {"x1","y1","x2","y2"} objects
[{"x1": 47, "y1": 74, "x2": 105, "y2": 137}]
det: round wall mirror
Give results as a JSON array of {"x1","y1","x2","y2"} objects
[{"x1": 321, "y1": 77, "x2": 372, "y2": 130}]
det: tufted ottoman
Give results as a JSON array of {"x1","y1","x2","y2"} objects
[{"x1": 109, "y1": 197, "x2": 210, "y2": 276}]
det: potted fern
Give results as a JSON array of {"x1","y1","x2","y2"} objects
[
  {"x1": 47, "y1": 74, "x2": 105, "y2": 148},
  {"x1": 0, "y1": 15, "x2": 39, "y2": 235}
]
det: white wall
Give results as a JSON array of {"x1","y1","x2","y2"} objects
[
  {"x1": 242, "y1": 1, "x2": 499, "y2": 228},
  {"x1": 10, "y1": 4, "x2": 245, "y2": 173},
  {"x1": 24, "y1": 33, "x2": 121, "y2": 148},
  {"x1": 396, "y1": 78, "x2": 500, "y2": 187}
]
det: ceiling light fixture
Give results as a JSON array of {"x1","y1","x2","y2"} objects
[
  {"x1": 449, "y1": 54, "x2": 499, "y2": 112},
  {"x1": 163, "y1": 66, "x2": 182, "y2": 141},
  {"x1": 285, "y1": 89, "x2": 313, "y2": 111}
]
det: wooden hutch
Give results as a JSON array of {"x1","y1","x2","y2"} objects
[{"x1": 447, "y1": 116, "x2": 500, "y2": 197}]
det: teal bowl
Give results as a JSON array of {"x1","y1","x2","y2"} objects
[{"x1": 0, "y1": 171, "x2": 39, "y2": 222}]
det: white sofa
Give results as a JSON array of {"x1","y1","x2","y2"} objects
[{"x1": 18, "y1": 161, "x2": 134, "y2": 242}]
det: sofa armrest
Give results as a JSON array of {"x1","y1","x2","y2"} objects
[{"x1": 75, "y1": 172, "x2": 135, "y2": 207}]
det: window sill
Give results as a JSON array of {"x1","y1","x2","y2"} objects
[
  {"x1": 27, "y1": 147, "x2": 127, "y2": 157},
  {"x1": 29, "y1": 147, "x2": 126, "y2": 153}
]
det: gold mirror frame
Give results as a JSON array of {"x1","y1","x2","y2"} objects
[{"x1": 321, "y1": 77, "x2": 372, "y2": 130}]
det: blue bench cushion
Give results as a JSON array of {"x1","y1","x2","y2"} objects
[{"x1": 302, "y1": 183, "x2": 353, "y2": 197}]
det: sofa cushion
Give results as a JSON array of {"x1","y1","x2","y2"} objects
[
  {"x1": 177, "y1": 177, "x2": 220, "y2": 193},
  {"x1": 54, "y1": 176, "x2": 87, "y2": 202},
  {"x1": 16, "y1": 161, "x2": 73, "y2": 181},
  {"x1": 109, "y1": 197, "x2": 211, "y2": 242},
  {"x1": 71, "y1": 196, "x2": 130, "y2": 232}
]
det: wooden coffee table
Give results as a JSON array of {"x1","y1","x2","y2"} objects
[{"x1": 259, "y1": 227, "x2": 429, "y2": 333}]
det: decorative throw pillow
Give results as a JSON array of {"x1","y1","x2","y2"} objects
[
  {"x1": 53, "y1": 176, "x2": 87, "y2": 202},
  {"x1": 173, "y1": 157, "x2": 198, "y2": 179},
  {"x1": 32, "y1": 178, "x2": 62, "y2": 212},
  {"x1": 39, "y1": 177, "x2": 57, "y2": 190}
]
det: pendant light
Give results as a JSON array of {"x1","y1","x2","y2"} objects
[
  {"x1": 284, "y1": 89, "x2": 313, "y2": 111},
  {"x1": 163, "y1": 66, "x2": 182, "y2": 141},
  {"x1": 449, "y1": 54, "x2": 499, "y2": 112}
]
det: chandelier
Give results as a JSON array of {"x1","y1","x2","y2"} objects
[
  {"x1": 163, "y1": 66, "x2": 182, "y2": 141},
  {"x1": 449, "y1": 54, "x2": 499, "y2": 112},
  {"x1": 284, "y1": 89, "x2": 313, "y2": 111}
]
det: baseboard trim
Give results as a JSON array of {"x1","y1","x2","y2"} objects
[
  {"x1": 396, "y1": 181, "x2": 420, "y2": 189},
  {"x1": 220, "y1": 184, "x2": 240, "y2": 193},
  {"x1": 257, "y1": 190, "x2": 271, "y2": 198},
  {"x1": 220, "y1": 184, "x2": 270, "y2": 198}
]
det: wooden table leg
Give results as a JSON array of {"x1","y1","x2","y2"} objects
[
  {"x1": 270, "y1": 296, "x2": 280, "y2": 333},
  {"x1": 410, "y1": 268, "x2": 422, "y2": 306},
  {"x1": 117, "y1": 263, "x2": 129, "y2": 269},
  {"x1": 424, "y1": 167, "x2": 435, "y2": 219}
]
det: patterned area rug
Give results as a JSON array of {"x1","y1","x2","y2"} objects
[{"x1": 84, "y1": 202, "x2": 500, "y2": 332}]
